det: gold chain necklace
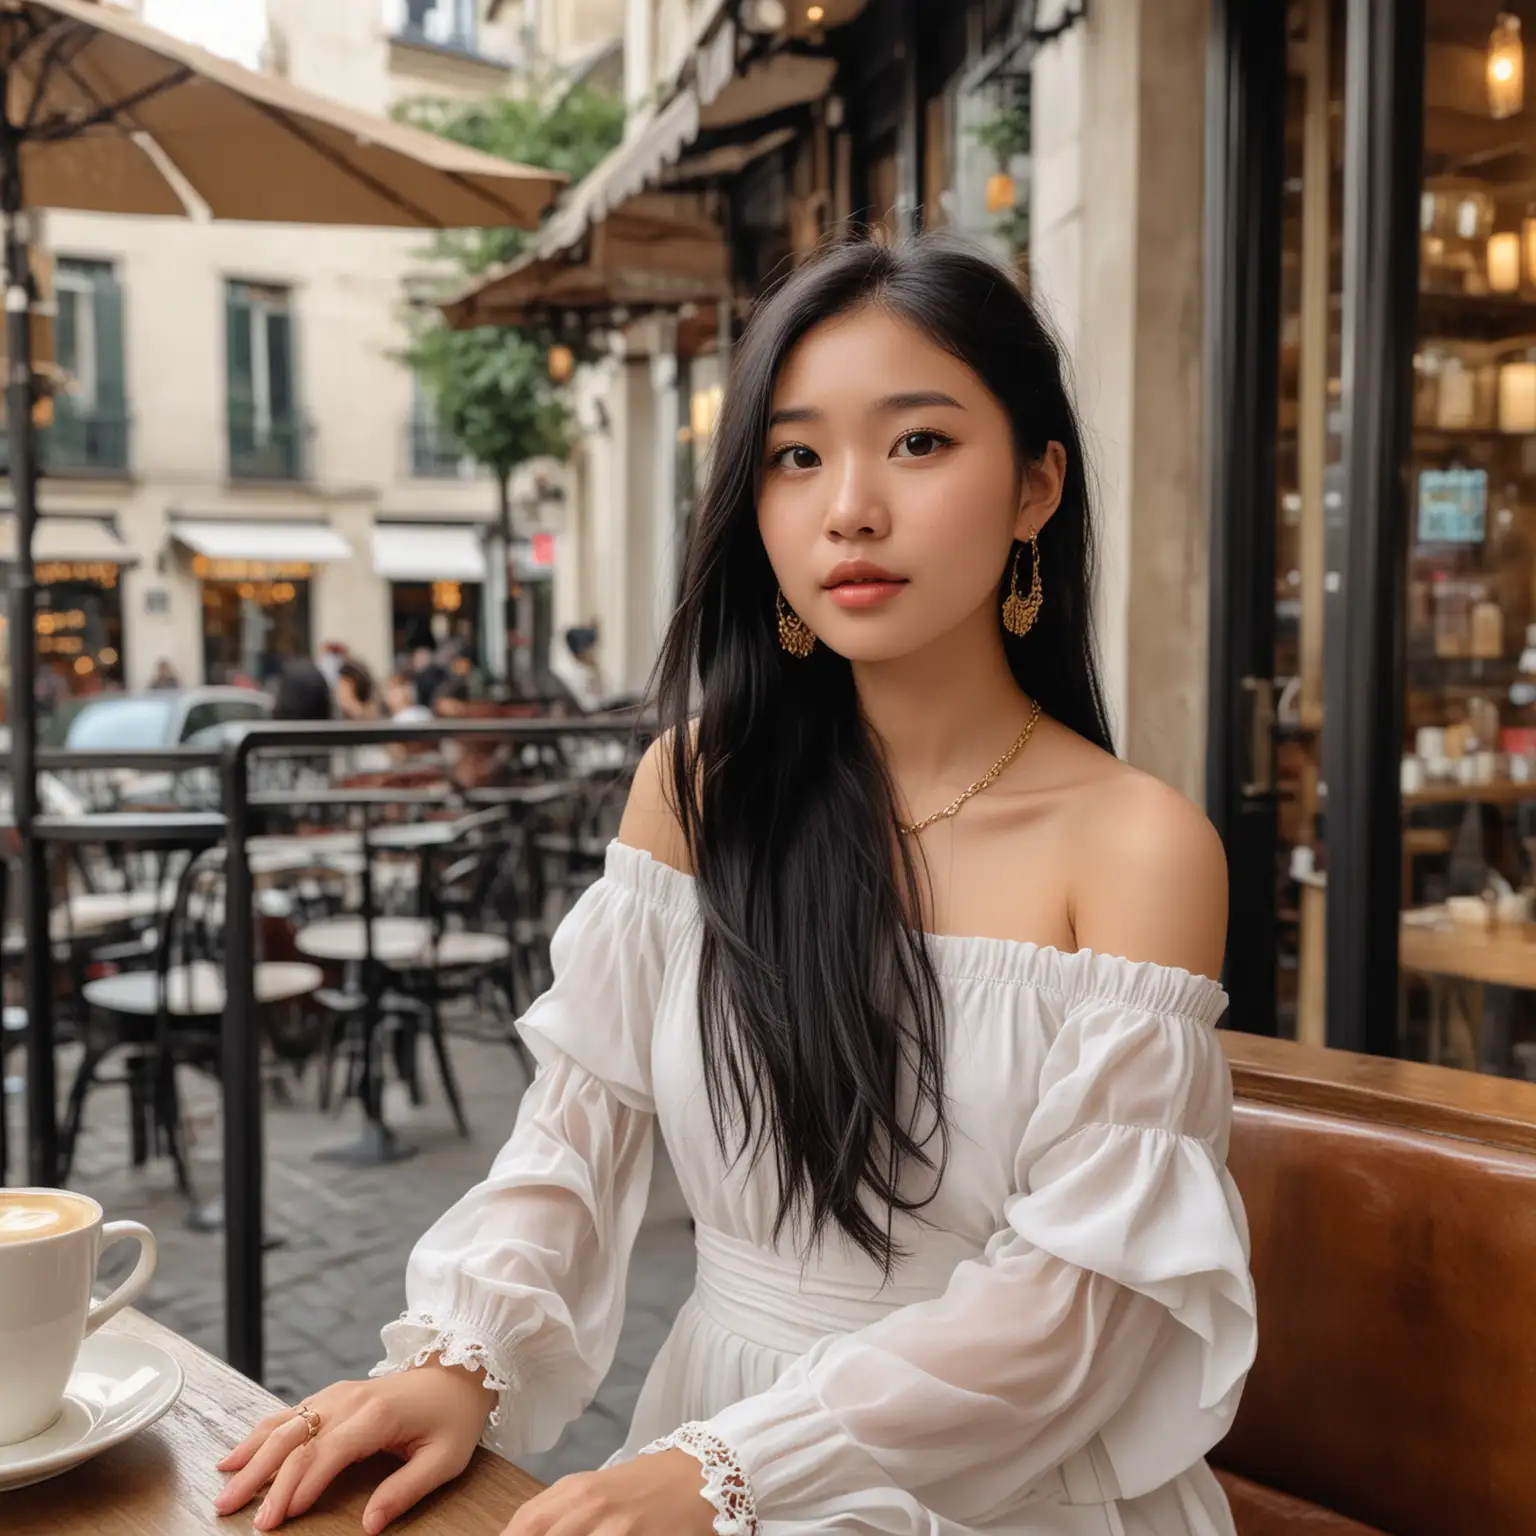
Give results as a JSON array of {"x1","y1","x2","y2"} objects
[{"x1": 896, "y1": 700, "x2": 1044, "y2": 836}]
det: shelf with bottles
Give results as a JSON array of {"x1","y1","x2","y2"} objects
[{"x1": 1413, "y1": 338, "x2": 1536, "y2": 439}]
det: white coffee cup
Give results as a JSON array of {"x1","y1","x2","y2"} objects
[{"x1": 0, "y1": 1187, "x2": 156, "y2": 1445}]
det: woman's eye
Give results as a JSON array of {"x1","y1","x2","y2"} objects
[
  {"x1": 893, "y1": 430, "x2": 949, "y2": 459},
  {"x1": 772, "y1": 444, "x2": 820, "y2": 470}
]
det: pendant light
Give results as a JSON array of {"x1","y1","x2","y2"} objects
[{"x1": 1490, "y1": 14, "x2": 1525, "y2": 120}]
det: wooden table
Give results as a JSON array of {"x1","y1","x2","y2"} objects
[
  {"x1": 1400, "y1": 911, "x2": 1536, "y2": 991},
  {"x1": 2, "y1": 1311, "x2": 543, "y2": 1534}
]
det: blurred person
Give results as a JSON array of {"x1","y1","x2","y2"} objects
[
  {"x1": 271, "y1": 659, "x2": 333, "y2": 722},
  {"x1": 316, "y1": 640, "x2": 348, "y2": 691},
  {"x1": 429, "y1": 674, "x2": 470, "y2": 719},
  {"x1": 550, "y1": 622, "x2": 603, "y2": 712},
  {"x1": 149, "y1": 657, "x2": 180, "y2": 690},
  {"x1": 335, "y1": 659, "x2": 380, "y2": 721},
  {"x1": 217, "y1": 237, "x2": 1245, "y2": 1536},
  {"x1": 384, "y1": 670, "x2": 432, "y2": 725},
  {"x1": 412, "y1": 642, "x2": 446, "y2": 710}
]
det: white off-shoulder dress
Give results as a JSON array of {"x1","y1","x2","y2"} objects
[{"x1": 374, "y1": 841, "x2": 1257, "y2": 1536}]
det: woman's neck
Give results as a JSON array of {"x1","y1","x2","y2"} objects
[{"x1": 852, "y1": 602, "x2": 1034, "y2": 793}]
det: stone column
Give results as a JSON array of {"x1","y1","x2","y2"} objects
[{"x1": 1029, "y1": 0, "x2": 1210, "y2": 801}]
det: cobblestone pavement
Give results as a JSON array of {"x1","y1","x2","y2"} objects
[{"x1": 2, "y1": 1026, "x2": 696, "y2": 1486}]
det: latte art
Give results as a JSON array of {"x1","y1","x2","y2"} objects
[{"x1": 0, "y1": 1192, "x2": 94, "y2": 1244}]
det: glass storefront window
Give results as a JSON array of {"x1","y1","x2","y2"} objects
[
  {"x1": 34, "y1": 566, "x2": 125, "y2": 702},
  {"x1": 1394, "y1": 2, "x2": 1536, "y2": 1075},
  {"x1": 202, "y1": 577, "x2": 312, "y2": 686},
  {"x1": 390, "y1": 579, "x2": 482, "y2": 666}
]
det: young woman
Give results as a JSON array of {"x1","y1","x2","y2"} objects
[{"x1": 215, "y1": 237, "x2": 1254, "y2": 1536}]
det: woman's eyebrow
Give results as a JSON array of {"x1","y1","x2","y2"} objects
[
  {"x1": 768, "y1": 405, "x2": 821, "y2": 427},
  {"x1": 874, "y1": 390, "x2": 964, "y2": 412},
  {"x1": 768, "y1": 391, "x2": 964, "y2": 428}
]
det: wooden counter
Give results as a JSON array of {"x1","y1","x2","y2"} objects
[{"x1": 2, "y1": 1311, "x2": 544, "y2": 1534}]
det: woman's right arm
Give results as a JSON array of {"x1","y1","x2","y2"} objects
[{"x1": 216, "y1": 744, "x2": 686, "y2": 1531}]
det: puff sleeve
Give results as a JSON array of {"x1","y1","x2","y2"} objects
[{"x1": 373, "y1": 845, "x2": 680, "y2": 1458}]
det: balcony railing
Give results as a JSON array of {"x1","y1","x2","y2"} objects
[
  {"x1": 408, "y1": 416, "x2": 476, "y2": 480},
  {"x1": 0, "y1": 407, "x2": 131, "y2": 478},
  {"x1": 391, "y1": 3, "x2": 505, "y2": 64},
  {"x1": 228, "y1": 408, "x2": 307, "y2": 482},
  {"x1": 396, "y1": 20, "x2": 477, "y2": 54}
]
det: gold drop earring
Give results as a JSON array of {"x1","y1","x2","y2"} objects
[
  {"x1": 776, "y1": 589, "x2": 816, "y2": 658},
  {"x1": 1002, "y1": 528, "x2": 1044, "y2": 638}
]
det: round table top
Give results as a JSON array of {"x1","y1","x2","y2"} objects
[
  {"x1": 50, "y1": 889, "x2": 167, "y2": 938},
  {"x1": 294, "y1": 916, "x2": 510, "y2": 969},
  {"x1": 365, "y1": 822, "x2": 462, "y2": 852},
  {"x1": 82, "y1": 960, "x2": 323, "y2": 1017}
]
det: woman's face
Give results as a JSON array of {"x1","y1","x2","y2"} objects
[{"x1": 757, "y1": 306, "x2": 1065, "y2": 665}]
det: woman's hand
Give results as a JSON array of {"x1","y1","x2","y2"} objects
[
  {"x1": 214, "y1": 1362, "x2": 495, "y2": 1533},
  {"x1": 502, "y1": 1449, "x2": 718, "y2": 1536}
]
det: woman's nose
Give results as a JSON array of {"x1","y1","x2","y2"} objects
[{"x1": 822, "y1": 455, "x2": 890, "y2": 540}]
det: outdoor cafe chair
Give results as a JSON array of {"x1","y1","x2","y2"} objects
[
  {"x1": 298, "y1": 807, "x2": 520, "y2": 1138},
  {"x1": 61, "y1": 849, "x2": 322, "y2": 1198}
]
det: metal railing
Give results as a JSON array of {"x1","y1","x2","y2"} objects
[
  {"x1": 5, "y1": 717, "x2": 648, "y2": 1382},
  {"x1": 227, "y1": 408, "x2": 308, "y2": 482},
  {"x1": 0, "y1": 407, "x2": 131, "y2": 477},
  {"x1": 407, "y1": 416, "x2": 475, "y2": 479},
  {"x1": 219, "y1": 717, "x2": 644, "y2": 1377}
]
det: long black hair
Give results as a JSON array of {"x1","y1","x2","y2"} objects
[{"x1": 654, "y1": 235, "x2": 1113, "y2": 1272}]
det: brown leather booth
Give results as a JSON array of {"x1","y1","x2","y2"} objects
[{"x1": 1212, "y1": 1034, "x2": 1536, "y2": 1536}]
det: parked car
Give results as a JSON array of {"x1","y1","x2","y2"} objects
[
  {"x1": 35, "y1": 687, "x2": 272, "y2": 810},
  {"x1": 40, "y1": 686, "x2": 271, "y2": 751}
]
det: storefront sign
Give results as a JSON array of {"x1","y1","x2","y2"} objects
[
  {"x1": 190, "y1": 555, "x2": 315, "y2": 581},
  {"x1": 35, "y1": 561, "x2": 118, "y2": 587},
  {"x1": 1418, "y1": 467, "x2": 1487, "y2": 545}
]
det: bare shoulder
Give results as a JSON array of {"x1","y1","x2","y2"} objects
[
  {"x1": 616, "y1": 729, "x2": 693, "y2": 874},
  {"x1": 1065, "y1": 758, "x2": 1228, "y2": 980}
]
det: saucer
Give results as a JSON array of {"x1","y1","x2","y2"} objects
[{"x1": 0, "y1": 1331, "x2": 183, "y2": 1493}]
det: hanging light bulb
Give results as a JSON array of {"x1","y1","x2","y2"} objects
[{"x1": 1489, "y1": 13, "x2": 1525, "y2": 120}]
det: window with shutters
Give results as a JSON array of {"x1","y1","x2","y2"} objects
[
  {"x1": 385, "y1": 0, "x2": 478, "y2": 55},
  {"x1": 50, "y1": 258, "x2": 128, "y2": 475},
  {"x1": 226, "y1": 280, "x2": 304, "y2": 481}
]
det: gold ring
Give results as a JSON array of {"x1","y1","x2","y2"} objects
[{"x1": 293, "y1": 1404, "x2": 322, "y2": 1442}]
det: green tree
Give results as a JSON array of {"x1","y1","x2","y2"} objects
[{"x1": 397, "y1": 78, "x2": 623, "y2": 688}]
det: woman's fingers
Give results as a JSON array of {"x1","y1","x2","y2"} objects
[
  {"x1": 361, "y1": 1442, "x2": 471, "y2": 1536},
  {"x1": 216, "y1": 1407, "x2": 295, "y2": 1474},
  {"x1": 213, "y1": 1413, "x2": 310, "y2": 1514},
  {"x1": 251, "y1": 1417, "x2": 380, "y2": 1531}
]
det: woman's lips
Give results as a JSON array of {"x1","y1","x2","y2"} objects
[{"x1": 825, "y1": 580, "x2": 907, "y2": 609}]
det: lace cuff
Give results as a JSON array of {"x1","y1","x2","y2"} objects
[
  {"x1": 371, "y1": 1312, "x2": 516, "y2": 1430},
  {"x1": 638, "y1": 1422, "x2": 760, "y2": 1536}
]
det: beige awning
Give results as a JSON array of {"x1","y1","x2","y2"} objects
[
  {"x1": 372, "y1": 524, "x2": 486, "y2": 582},
  {"x1": 538, "y1": 90, "x2": 704, "y2": 257},
  {"x1": 699, "y1": 53, "x2": 839, "y2": 131},
  {"x1": 662, "y1": 126, "x2": 797, "y2": 185},
  {"x1": 2, "y1": 0, "x2": 563, "y2": 227},
  {"x1": 0, "y1": 516, "x2": 136, "y2": 566},
  {"x1": 442, "y1": 192, "x2": 731, "y2": 330},
  {"x1": 173, "y1": 520, "x2": 353, "y2": 564}
]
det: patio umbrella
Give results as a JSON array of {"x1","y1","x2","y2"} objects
[{"x1": 0, "y1": 0, "x2": 565, "y2": 1186}]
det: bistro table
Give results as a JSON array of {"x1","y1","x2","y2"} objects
[
  {"x1": 0, "y1": 1310, "x2": 543, "y2": 1533},
  {"x1": 1400, "y1": 907, "x2": 1536, "y2": 1072}
]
